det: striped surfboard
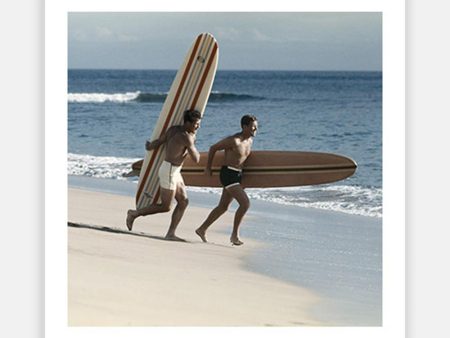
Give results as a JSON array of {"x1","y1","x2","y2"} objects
[
  {"x1": 129, "y1": 151, "x2": 357, "y2": 188},
  {"x1": 136, "y1": 33, "x2": 219, "y2": 209}
]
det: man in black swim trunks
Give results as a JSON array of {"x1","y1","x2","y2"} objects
[{"x1": 195, "y1": 115, "x2": 258, "y2": 246}]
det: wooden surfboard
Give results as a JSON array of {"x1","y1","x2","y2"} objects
[
  {"x1": 135, "y1": 33, "x2": 219, "y2": 209},
  {"x1": 127, "y1": 151, "x2": 357, "y2": 188}
]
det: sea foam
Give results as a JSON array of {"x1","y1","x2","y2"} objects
[
  {"x1": 68, "y1": 92, "x2": 141, "y2": 103},
  {"x1": 68, "y1": 153, "x2": 140, "y2": 180}
]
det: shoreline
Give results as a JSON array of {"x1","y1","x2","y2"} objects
[
  {"x1": 68, "y1": 187, "x2": 323, "y2": 326},
  {"x1": 68, "y1": 176, "x2": 382, "y2": 326}
]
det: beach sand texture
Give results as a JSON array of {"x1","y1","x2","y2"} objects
[{"x1": 68, "y1": 188, "x2": 321, "y2": 326}]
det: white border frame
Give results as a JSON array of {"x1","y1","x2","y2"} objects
[{"x1": 46, "y1": 1, "x2": 405, "y2": 337}]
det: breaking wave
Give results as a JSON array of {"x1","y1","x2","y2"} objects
[{"x1": 68, "y1": 91, "x2": 265, "y2": 103}]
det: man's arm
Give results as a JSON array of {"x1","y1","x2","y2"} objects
[
  {"x1": 186, "y1": 134, "x2": 200, "y2": 163},
  {"x1": 205, "y1": 136, "x2": 237, "y2": 175},
  {"x1": 145, "y1": 127, "x2": 174, "y2": 151},
  {"x1": 242, "y1": 139, "x2": 254, "y2": 164}
]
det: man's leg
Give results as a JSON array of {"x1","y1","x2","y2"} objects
[
  {"x1": 126, "y1": 188, "x2": 175, "y2": 231},
  {"x1": 165, "y1": 182, "x2": 189, "y2": 241},
  {"x1": 225, "y1": 185, "x2": 250, "y2": 245},
  {"x1": 195, "y1": 188, "x2": 233, "y2": 242}
]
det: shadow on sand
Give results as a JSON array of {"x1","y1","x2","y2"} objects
[
  {"x1": 68, "y1": 222, "x2": 240, "y2": 248},
  {"x1": 67, "y1": 222, "x2": 189, "y2": 243}
]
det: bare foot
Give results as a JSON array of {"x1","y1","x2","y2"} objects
[
  {"x1": 195, "y1": 228, "x2": 208, "y2": 243},
  {"x1": 165, "y1": 234, "x2": 187, "y2": 242},
  {"x1": 126, "y1": 210, "x2": 136, "y2": 231},
  {"x1": 230, "y1": 237, "x2": 244, "y2": 246}
]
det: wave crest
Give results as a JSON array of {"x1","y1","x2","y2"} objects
[
  {"x1": 68, "y1": 92, "x2": 141, "y2": 103},
  {"x1": 68, "y1": 91, "x2": 264, "y2": 103}
]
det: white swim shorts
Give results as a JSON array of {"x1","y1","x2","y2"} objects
[{"x1": 158, "y1": 161, "x2": 184, "y2": 190}]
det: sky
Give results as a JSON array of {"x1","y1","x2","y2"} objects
[{"x1": 68, "y1": 12, "x2": 382, "y2": 71}]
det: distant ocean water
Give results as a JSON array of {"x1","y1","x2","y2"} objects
[{"x1": 68, "y1": 69, "x2": 382, "y2": 218}]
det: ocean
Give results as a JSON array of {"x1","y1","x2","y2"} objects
[
  {"x1": 68, "y1": 69, "x2": 382, "y2": 218},
  {"x1": 68, "y1": 69, "x2": 382, "y2": 325}
]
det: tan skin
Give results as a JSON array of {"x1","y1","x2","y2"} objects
[
  {"x1": 195, "y1": 120, "x2": 258, "y2": 245},
  {"x1": 126, "y1": 118, "x2": 201, "y2": 241}
]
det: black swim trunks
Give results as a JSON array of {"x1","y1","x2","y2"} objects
[{"x1": 220, "y1": 166, "x2": 242, "y2": 189}]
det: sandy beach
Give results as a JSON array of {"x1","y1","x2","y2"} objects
[{"x1": 68, "y1": 188, "x2": 322, "y2": 326}]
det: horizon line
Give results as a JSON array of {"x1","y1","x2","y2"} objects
[{"x1": 68, "y1": 68, "x2": 382, "y2": 72}]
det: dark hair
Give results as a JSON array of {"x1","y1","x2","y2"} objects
[
  {"x1": 241, "y1": 114, "x2": 257, "y2": 127},
  {"x1": 184, "y1": 109, "x2": 202, "y2": 123}
]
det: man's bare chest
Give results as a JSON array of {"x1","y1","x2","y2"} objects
[{"x1": 233, "y1": 142, "x2": 251, "y2": 158}]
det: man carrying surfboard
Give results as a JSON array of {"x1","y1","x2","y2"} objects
[
  {"x1": 195, "y1": 115, "x2": 258, "y2": 246},
  {"x1": 126, "y1": 109, "x2": 202, "y2": 241}
]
